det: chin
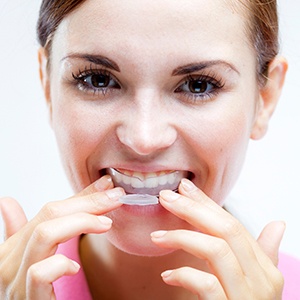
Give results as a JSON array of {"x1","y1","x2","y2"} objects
[
  {"x1": 105, "y1": 229, "x2": 175, "y2": 257},
  {"x1": 104, "y1": 207, "x2": 185, "y2": 257}
]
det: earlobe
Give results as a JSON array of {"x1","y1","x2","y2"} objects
[
  {"x1": 38, "y1": 48, "x2": 53, "y2": 124},
  {"x1": 251, "y1": 56, "x2": 288, "y2": 140}
]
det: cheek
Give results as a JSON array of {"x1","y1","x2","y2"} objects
[
  {"x1": 51, "y1": 100, "x2": 112, "y2": 190},
  {"x1": 188, "y1": 103, "x2": 255, "y2": 203}
]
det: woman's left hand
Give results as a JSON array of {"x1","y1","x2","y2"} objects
[{"x1": 151, "y1": 179, "x2": 285, "y2": 300}]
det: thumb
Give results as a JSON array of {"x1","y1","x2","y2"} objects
[
  {"x1": 0, "y1": 197, "x2": 28, "y2": 240},
  {"x1": 257, "y1": 221, "x2": 286, "y2": 266}
]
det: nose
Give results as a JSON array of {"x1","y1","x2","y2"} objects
[{"x1": 116, "y1": 94, "x2": 177, "y2": 156}]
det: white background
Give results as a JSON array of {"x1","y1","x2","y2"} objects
[{"x1": 0, "y1": 0, "x2": 299, "y2": 258}]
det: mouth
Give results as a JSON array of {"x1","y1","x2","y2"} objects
[{"x1": 106, "y1": 168, "x2": 190, "y2": 196}]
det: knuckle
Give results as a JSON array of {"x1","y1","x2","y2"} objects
[
  {"x1": 88, "y1": 193, "x2": 107, "y2": 212},
  {"x1": 221, "y1": 217, "x2": 243, "y2": 238},
  {"x1": 40, "y1": 201, "x2": 61, "y2": 220},
  {"x1": 54, "y1": 254, "x2": 70, "y2": 268},
  {"x1": 32, "y1": 223, "x2": 53, "y2": 244},
  {"x1": 204, "y1": 274, "x2": 220, "y2": 294},
  {"x1": 209, "y1": 238, "x2": 230, "y2": 259},
  {"x1": 27, "y1": 264, "x2": 42, "y2": 283}
]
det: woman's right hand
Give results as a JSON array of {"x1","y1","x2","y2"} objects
[{"x1": 0, "y1": 175, "x2": 124, "y2": 300}]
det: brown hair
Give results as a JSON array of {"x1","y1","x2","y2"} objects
[
  {"x1": 37, "y1": 0, "x2": 88, "y2": 51},
  {"x1": 37, "y1": 0, "x2": 279, "y2": 82},
  {"x1": 236, "y1": 0, "x2": 279, "y2": 83}
]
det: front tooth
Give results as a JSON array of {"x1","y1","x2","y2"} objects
[
  {"x1": 145, "y1": 172, "x2": 156, "y2": 179},
  {"x1": 133, "y1": 172, "x2": 145, "y2": 181},
  {"x1": 158, "y1": 174, "x2": 168, "y2": 186},
  {"x1": 168, "y1": 172, "x2": 176, "y2": 185},
  {"x1": 131, "y1": 177, "x2": 145, "y2": 188},
  {"x1": 145, "y1": 177, "x2": 159, "y2": 188}
]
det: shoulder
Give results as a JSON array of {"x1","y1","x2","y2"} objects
[
  {"x1": 278, "y1": 252, "x2": 300, "y2": 300},
  {"x1": 53, "y1": 236, "x2": 92, "y2": 300}
]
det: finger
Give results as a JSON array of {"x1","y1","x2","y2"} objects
[
  {"x1": 159, "y1": 186, "x2": 254, "y2": 248},
  {"x1": 152, "y1": 230, "x2": 248, "y2": 297},
  {"x1": 2, "y1": 185, "x2": 123, "y2": 260},
  {"x1": 17, "y1": 213, "x2": 111, "y2": 295},
  {"x1": 23, "y1": 213, "x2": 113, "y2": 267},
  {"x1": 26, "y1": 254, "x2": 80, "y2": 300},
  {"x1": 178, "y1": 181, "x2": 284, "y2": 276},
  {"x1": 34, "y1": 179, "x2": 124, "y2": 223},
  {"x1": 0, "y1": 197, "x2": 27, "y2": 240},
  {"x1": 161, "y1": 267, "x2": 227, "y2": 300},
  {"x1": 159, "y1": 181, "x2": 269, "y2": 282},
  {"x1": 0, "y1": 178, "x2": 124, "y2": 280},
  {"x1": 257, "y1": 221, "x2": 286, "y2": 266},
  {"x1": 76, "y1": 174, "x2": 114, "y2": 196}
]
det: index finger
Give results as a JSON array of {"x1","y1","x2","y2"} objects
[
  {"x1": 33, "y1": 176, "x2": 125, "y2": 223},
  {"x1": 158, "y1": 179, "x2": 277, "y2": 279},
  {"x1": 6, "y1": 176, "x2": 124, "y2": 246}
]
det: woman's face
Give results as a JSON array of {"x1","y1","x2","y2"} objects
[{"x1": 43, "y1": 0, "x2": 265, "y2": 255}]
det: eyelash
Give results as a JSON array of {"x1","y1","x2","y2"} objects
[
  {"x1": 71, "y1": 67, "x2": 225, "y2": 103},
  {"x1": 71, "y1": 66, "x2": 120, "y2": 96},
  {"x1": 174, "y1": 73, "x2": 225, "y2": 103}
]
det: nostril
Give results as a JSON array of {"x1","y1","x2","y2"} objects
[{"x1": 116, "y1": 123, "x2": 177, "y2": 156}]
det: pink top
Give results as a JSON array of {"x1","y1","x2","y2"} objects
[{"x1": 54, "y1": 236, "x2": 300, "y2": 299}]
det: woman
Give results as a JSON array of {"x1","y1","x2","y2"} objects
[{"x1": 0, "y1": 0, "x2": 299, "y2": 299}]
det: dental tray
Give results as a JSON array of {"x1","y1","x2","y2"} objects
[{"x1": 119, "y1": 194, "x2": 159, "y2": 206}]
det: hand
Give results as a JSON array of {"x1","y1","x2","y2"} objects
[
  {"x1": 151, "y1": 179, "x2": 285, "y2": 300},
  {"x1": 0, "y1": 175, "x2": 124, "y2": 300}
]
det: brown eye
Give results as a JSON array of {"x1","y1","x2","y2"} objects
[
  {"x1": 84, "y1": 74, "x2": 110, "y2": 88},
  {"x1": 188, "y1": 80, "x2": 209, "y2": 93},
  {"x1": 174, "y1": 74, "x2": 225, "y2": 103},
  {"x1": 175, "y1": 78, "x2": 214, "y2": 95}
]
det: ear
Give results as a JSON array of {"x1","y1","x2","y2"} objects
[
  {"x1": 251, "y1": 56, "x2": 288, "y2": 140},
  {"x1": 38, "y1": 47, "x2": 53, "y2": 125}
]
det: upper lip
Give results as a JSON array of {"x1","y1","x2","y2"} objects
[
  {"x1": 100, "y1": 167, "x2": 194, "y2": 179},
  {"x1": 101, "y1": 166, "x2": 187, "y2": 174}
]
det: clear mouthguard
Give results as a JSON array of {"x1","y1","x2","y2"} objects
[
  {"x1": 119, "y1": 194, "x2": 159, "y2": 206},
  {"x1": 107, "y1": 168, "x2": 187, "y2": 196}
]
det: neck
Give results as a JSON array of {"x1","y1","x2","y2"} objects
[{"x1": 80, "y1": 234, "x2": 206, "y2": 300}]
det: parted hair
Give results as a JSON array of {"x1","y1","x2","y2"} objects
[{"x1": 37, "y1": 0, "x2": 279, "y2": 83}]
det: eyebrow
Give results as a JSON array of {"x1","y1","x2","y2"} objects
[
  {"x1": 61, "y1": 53, "x2": 120, "y2": 72},
  {"x1": 172, "y1": 60, "x2": 240, "y2": 76}
]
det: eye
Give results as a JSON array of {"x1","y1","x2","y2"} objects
[
  {"x1": 72, "y1": 68, "x2": 121, "y2": 94},
  {"x1": 176, "y1": 78, "x2": 215, "y2": 95},
  {"x1": 84, "y1": 73, "x2": 114, "y2": 88},
  {"x1": 186, "y1": 80, "x2": 213, "y2": 94},
  {"x1": 174, "y1": 74, "x2": 224, "y2": 102}
]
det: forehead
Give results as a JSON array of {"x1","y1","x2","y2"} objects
[{"x1": 52, "y1": 0, "x2": 253, "y2": 70}]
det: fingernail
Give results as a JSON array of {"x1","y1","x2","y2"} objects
[
  {"x1": 97, "y1": 215, "x2": 113, "y2": 225},
  {"x1": 151, "y1": 230, "x2": 167, "y2": 239},
  {"x1": 94, "y1": 175, "x2": 113, "y2": 191},
  {"x1": 180, "y1": 178, "x2": 196, "y2": 192},
  {"x1": 105, "y1": 188, "x2": 125, "y2": 201},
  {"x1": 161, "y1": 270, "x2": 173, "y2": 278},
  {"x1": 70, "y1": 260, "x2": 81, "y2": 272},
  {"x1": 159, "y1": 190, "x2": 180, "y2": 202}
]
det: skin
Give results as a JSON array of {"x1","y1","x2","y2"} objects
[{"x1": 0, "y1": 0, "x2": 288, "y2": 299}]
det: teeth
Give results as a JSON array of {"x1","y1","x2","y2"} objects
[{"x1": 106, "y1": 168, "x2": 188, "y2": 195}]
